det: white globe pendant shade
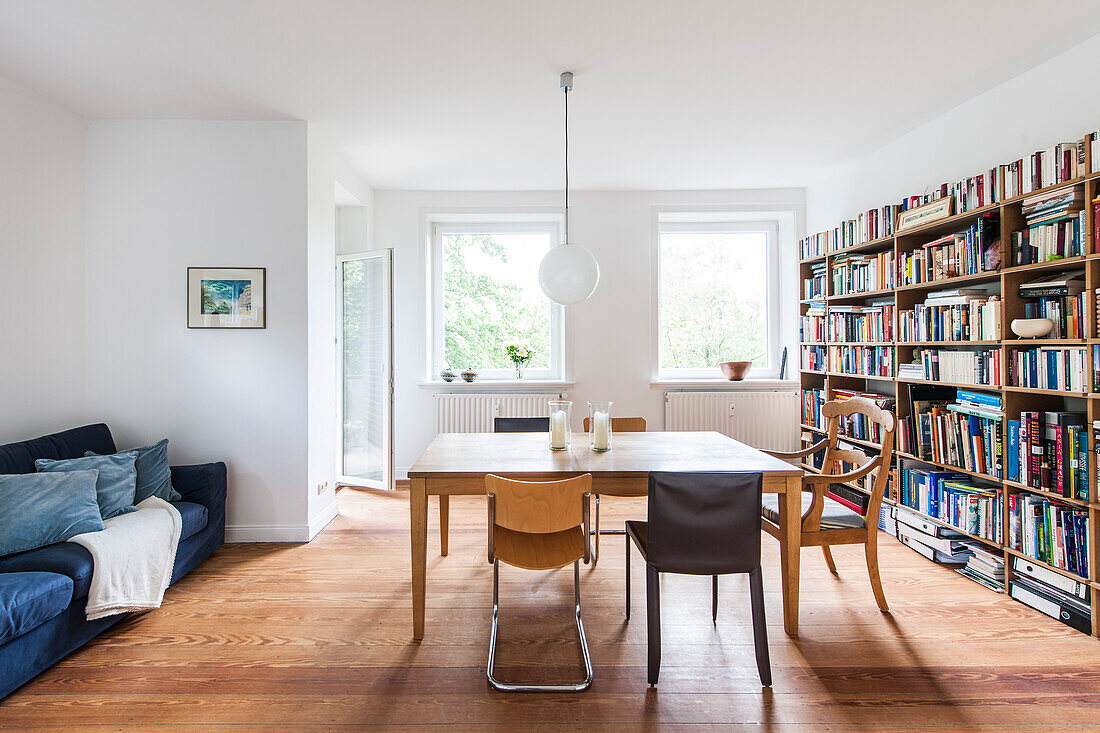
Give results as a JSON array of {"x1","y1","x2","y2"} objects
[{"x1": 538, "y1": 243, "x2": 600, "y2": 305}]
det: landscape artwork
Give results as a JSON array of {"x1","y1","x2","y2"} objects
[{"x1": 187, "y1": 267, "x2": 266, "y2": 328}]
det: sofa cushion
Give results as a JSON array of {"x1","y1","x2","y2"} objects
[
  {"x1": 0, "y1": 572, "x2": 74, "y2": 645},
  {"x1": 0, "y1": 543, "x2": 95, "y2": 600},
  {"x1": 174, "y1": 501, "x2": 209, "y2": 542},
  {"x1": 0, "y1": 424, "x2": 117, "y2": 476},
  {"x1": 36, "y1": 451, "x2": 140, "y2": 520},
  {"x1": 87, "y1": 439, "x2": 181, "y2": 503},
  {"x1": 0, "y1": 471, "x2": 105, "y2": 558}
]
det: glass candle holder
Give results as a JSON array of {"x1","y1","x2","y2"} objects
[
  {"x1": 588, "y1": 401, "x2": 613, "y2": 452},
  {"x1": 548, "y1": 400, "x2": 572, "y2": 451}
]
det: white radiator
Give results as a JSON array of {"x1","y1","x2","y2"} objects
[
  {"x1": 435, "y1": 393, "x2": 564, "y2": 433},
  {"x1": 664, "y1": 390, "x2": 800, "y2": 452}
]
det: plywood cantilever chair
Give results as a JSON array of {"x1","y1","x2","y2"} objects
[
  {"x1": 760, "y1": 396, "x2": 896, "y2": 612},
  {"x1": 580, "y1": 415, "x2": 646, "y2": 564},
  {"x1": 485, "y1": 474, "x2": 594, "y2": 692}
]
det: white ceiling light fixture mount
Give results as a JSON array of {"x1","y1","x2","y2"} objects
[{"x1": 538, "y1": 71, "x2": 600, "y2": 306}]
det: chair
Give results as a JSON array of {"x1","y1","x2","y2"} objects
[
  {"x1": 625, "y1": 471, "x2": 770, "y2": 687},
  {"x1": 580, "y1": 415, "x2": 646, "y2": 564},
  {"x1": 493, "y1": 416, "x2": 550, "y2": 433},
  {"x1": 485, "y1": 473, "x2": 594, "y2": 692},
  {"x1": 760, "y1": 396, "x2": 895, "y2": 612}
]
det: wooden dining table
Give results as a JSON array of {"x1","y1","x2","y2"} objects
[{"x1": 407, "y1": 430, "x2": 805, "y2": 639}]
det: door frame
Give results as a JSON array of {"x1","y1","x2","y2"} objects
[{"x1": 336, "y1": 248, "x2": 394, "y2": 490}]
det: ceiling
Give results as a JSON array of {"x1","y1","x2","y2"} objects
[{"x1": 2, "y1": 1, "x2": 1100, "y2": 191}]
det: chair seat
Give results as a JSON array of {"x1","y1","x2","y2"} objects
[
  {"x1": 494, "y1": 525, "x2": 585, "y2": 571},
  {"x1": 624, "y1": 520, "x2": 647, "y2": 556},
  {"x1": 761, "y1": 489, "x2": 866, "y2": 530}
]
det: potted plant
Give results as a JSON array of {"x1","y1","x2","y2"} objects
[{"x1": 505, "y1": 344, "x2": 533, "y2": 380}]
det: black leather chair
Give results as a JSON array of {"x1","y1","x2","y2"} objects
[
  {"x1": 493, "y1": 416, "x2": 550, "y2": 433},
  {"x1": 625, "y1": 471, "x2": 770, "y2": 686}
]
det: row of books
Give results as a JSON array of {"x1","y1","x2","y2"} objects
[
  {"x1": 833, "y1": 389, "x2": 894, "y2": 444},
  {"x1": 1006, "y1": 346, "x2": 1087, "y2": 392},
  {"x1": 895, "y1": 215, "x2": 999, "y2": 287},
  {"x1": 825, "y1": 301, "x2": 894, "y2": 343},
  {"x1": 913, "y1": 348, "x2": 1000, "y2": 386},
  {"x1": 907, "y1": 389, "x2": 1003, "y2": 479},
  {"x1": 802, "y1": 387, "x2": 826, "y2": 430},
  {"x1": 1005, "y1": 411, "x2": 1088, "y2": 500},
  {"x1": 828, "y1": 345, "x2": 894, "y2": 378},
  {"x1": 898, "y1": 291, "x2": 1001, "y2": 342},
  {"x1": 1010, "y1": 494, "x2": 1089, "y2": 579},
  {"x1": 803, "y1": 262, "x2": 826, "y2": 300},
  {"x1": 1010, "y1": 217, "x2": 1089, "y2": 265},
  {"x1": 831, "y1": 251, "x2": 894, "y2": 295},
  {"x1": 799, "y1": 302, "x2": 826, "y2": 342},
  {"x1": 958, "y1": 544, "x2": 1006, "y2": 592},
  {"x1": 897, "y1": 468, "x2": 1003, "y2": 544},
  {"x1": 801, "y1": 344, "x2": 826, "y2": 372},
  {"x1": 800, "y1": 127, "x2": 1100, "y2": 259},
  {"x1": 800, "y1": 230, "x2": 829, "y2": 260}
]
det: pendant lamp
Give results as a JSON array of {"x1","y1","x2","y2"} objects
[{"x1": 538, "y1": 72, "x2": 600, "y2": 306}]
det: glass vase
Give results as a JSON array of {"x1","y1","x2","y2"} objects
[
  {"x1": 587, "y1": 401, "x2": 613, "y2": 451},
  {"x1": 548, "y1": 400, "x2": 572, "y2": 451},
  {"x1": 514, "y1": 361, "x2": 526, "y2": 380}
]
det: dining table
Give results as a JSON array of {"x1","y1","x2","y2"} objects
[{"x1": 406, "y1": 430, "x2": 805, "y2": 639}]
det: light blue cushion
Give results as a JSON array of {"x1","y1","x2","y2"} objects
[
  {"x1": 0, "y1": 471, "x2": 105, "y2": 557},
  {"x1": 87, "y1": 439, "x2": 180, "y2": 503},
  {"x1": 36, "y1": 451, "x2": 139, "y2": 519}
]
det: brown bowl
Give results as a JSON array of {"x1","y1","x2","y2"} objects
[{"x1": 718, "y1": 361, "x2": 752, "y2": 381}]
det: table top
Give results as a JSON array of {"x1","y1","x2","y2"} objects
[{"x1": 407, "y1": 431, "x2": 802, "y2": 478}]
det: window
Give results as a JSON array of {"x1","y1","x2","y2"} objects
[
  {"x1": 656, "y1": 219, "x2": 780, "y2": 379},
  {"x1": 431, "y1": 220, "x2": 564, "y2": 379}
]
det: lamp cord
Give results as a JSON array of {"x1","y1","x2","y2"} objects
[{"x1": 564, "y1": 85, "x2": 569, "y2": 244}]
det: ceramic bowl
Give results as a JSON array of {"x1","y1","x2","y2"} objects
[
  {"x1": 718, "y1": 361, "x2": 752, "y2": 381},
  {"x1": 439, "y1": 369, "x2": 457, "y2": 382},
  {"x1": 1009, "y1": 318, "x2": 1054, "y2": 339},
  {"x1": 460, "y1": 369, "x2": 479, "y2": 383}
]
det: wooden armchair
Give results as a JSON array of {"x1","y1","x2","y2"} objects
[{"x1": 761, "y1": 396, "x2": 895, "y2": 611}]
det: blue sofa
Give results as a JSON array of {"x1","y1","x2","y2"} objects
[{"x1": 0, "y1": 424, "x2": 226, "y2": 699}]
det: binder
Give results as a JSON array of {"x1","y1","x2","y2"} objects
[
  {"x1": 1009, "y1": 580, "x2": 1091, "y2": 634},
  {"x1": 1012, "y1": 556, "x2": 1089, "y2": 600}
]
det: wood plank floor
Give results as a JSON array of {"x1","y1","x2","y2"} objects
[{"x1": 3, "y1": 487, "x2": 1100, "y2": 730}]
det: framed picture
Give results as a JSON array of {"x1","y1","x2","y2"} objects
[
  {"x1": 896, "y1": 195, "x2": 954, "y2": 233},
  {"x1": 187, "y1": 267, "x2": 266, "y2": 329}
]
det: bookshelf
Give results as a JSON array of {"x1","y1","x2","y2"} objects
[{"x1": 799, "y1": 158, "x2": 1100, "y2": 638}]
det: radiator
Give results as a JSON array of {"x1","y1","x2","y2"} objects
[
  {"x1": 435, "y1": 393, "x2": 564, "y2": 433},
  {"x1": 664, "y1": 391, "x2": 800, "y2": 452}
]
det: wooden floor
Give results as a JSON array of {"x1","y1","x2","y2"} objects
[{"x1": 4, "y1": 488, "x2": 1100, "y2": 731}]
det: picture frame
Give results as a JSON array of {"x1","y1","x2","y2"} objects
[
  {"x1": 895, "y1": 195, "x2": 954, "y2": 232},
  {"x1": 187, "y1": 267, "x2": 266, "y2": 329}
]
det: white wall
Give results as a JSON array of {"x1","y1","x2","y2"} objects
[
  {"x1": 306, "y1": 125, "x2": 373, "y2": 536},
  {"x1": 84, "y1": 120, "x2": 311, "y2": 540},
  {"x1": 807, "y1": 33, "x2": 1100, "y2": 233},
  {"x1": 0, "y1": 75, "x2": 87, "y2": 443},
  {"x1": 373, "y1": 188, "x2": 804, "y2": 478}
]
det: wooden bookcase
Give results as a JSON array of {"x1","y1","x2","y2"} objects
[{"x1": 799, "y1": 172, "x2": 1100, "y2": 638}]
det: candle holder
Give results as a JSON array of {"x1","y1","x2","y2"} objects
[
  {"x1": 588, "y1": 401, "x2": 613, "y2": 452},
  {"x1": 548, "y1": 400, "x2": 572, "y2": 451}
]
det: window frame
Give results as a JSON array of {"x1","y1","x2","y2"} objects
[
  {"x1": 654, "y1": 218, "x2": 781, "y2": 380},
  {"x1": 430, "y1": 219, "x2": 565, "y2": 381}
]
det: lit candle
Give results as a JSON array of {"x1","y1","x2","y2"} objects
[
  {"x1": 592, "y1": 410, "x2": 610, "y2": 451},
  {"x1": 550, "y1": 410, "x2": 568, "y2": 449}
]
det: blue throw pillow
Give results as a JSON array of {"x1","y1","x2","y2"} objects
[
  {"x1": 87, "y1": 439, "x2": 180, "y2": 503},
  {"x1": 0, "y1": 470, "x2": 104, "y2": 557},
  {"x1": 35, "y1": 451, "x2": 139, "y2": 519}
]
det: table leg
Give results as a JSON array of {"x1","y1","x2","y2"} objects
[
  {"x1": 439, "y1": 494, "x2": 449, "y2": 557},
  {"x1": 411, "y1": 477, "x2": 428, "y2": 640},
  {"x1": 779, "y1": 475, "x2": 801, "y2": 637}
]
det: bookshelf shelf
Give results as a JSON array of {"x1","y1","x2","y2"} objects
[{"x1": 799, "y1": 158, "x2": 1100, "y2": 637}]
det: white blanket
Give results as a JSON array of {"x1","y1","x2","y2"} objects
[{"x1": 67, "y1": 496, "x2": 183, "y2": 620}]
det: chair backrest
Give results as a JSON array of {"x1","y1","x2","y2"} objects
[
  {"x1": 646, "y1": 471, "x2": 762, "y2": 575},
  {"x1": 493, "y1": 416, "x2": 550, "y2": 433},
  {"x1": 582, "y1": 416, "x2": 647, "y2": 432},
  {"x1": 821, "y1": 396, "x2": 896, "y2": 520},
  {"x1": 486, "y1": 474, "x2": 591, "y2": 534}
]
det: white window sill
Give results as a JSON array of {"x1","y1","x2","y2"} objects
[
  {"x1": 419, "y1": 380, "x2": 576, "y2": 392},
  {"x1": 650, "y1": 378, "x2": 798, "y2": 390}
]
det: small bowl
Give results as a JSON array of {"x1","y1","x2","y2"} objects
[
  {"x1": 718, "y1": 361, "x2": 752, "y2": 381},
  {"x1": 1010, "y1": 318, "x2": 1054, "y2": 339},
  {"x1": 460, "y1": 369, "x2": 479, "y2": 383},
  {"x1": 440, "y1": 369, "x2": 457, "y2": 382}
]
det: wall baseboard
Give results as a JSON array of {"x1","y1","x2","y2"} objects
[
  {"x1": 225, "y1": 524, "x2": 310, "y2": 543},
  {"x1": 307, "y1": 498, "x2": 340, "y2": 541}
]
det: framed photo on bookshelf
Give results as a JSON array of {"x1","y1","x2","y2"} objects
[
  {"x1": 186, "y1": 267, "x2": 267, "y2": 329},
  {"x1": 896, "y1": 196, "x2": 954, "y2": 232}
]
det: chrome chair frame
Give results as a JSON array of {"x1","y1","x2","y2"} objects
[{"x1": 486, "y1": 491, "x2": 594, "y2": 692}]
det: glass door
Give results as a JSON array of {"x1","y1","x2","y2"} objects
[{"x1": 338, "y1": 249, "x2": 393, "y2": 490}]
